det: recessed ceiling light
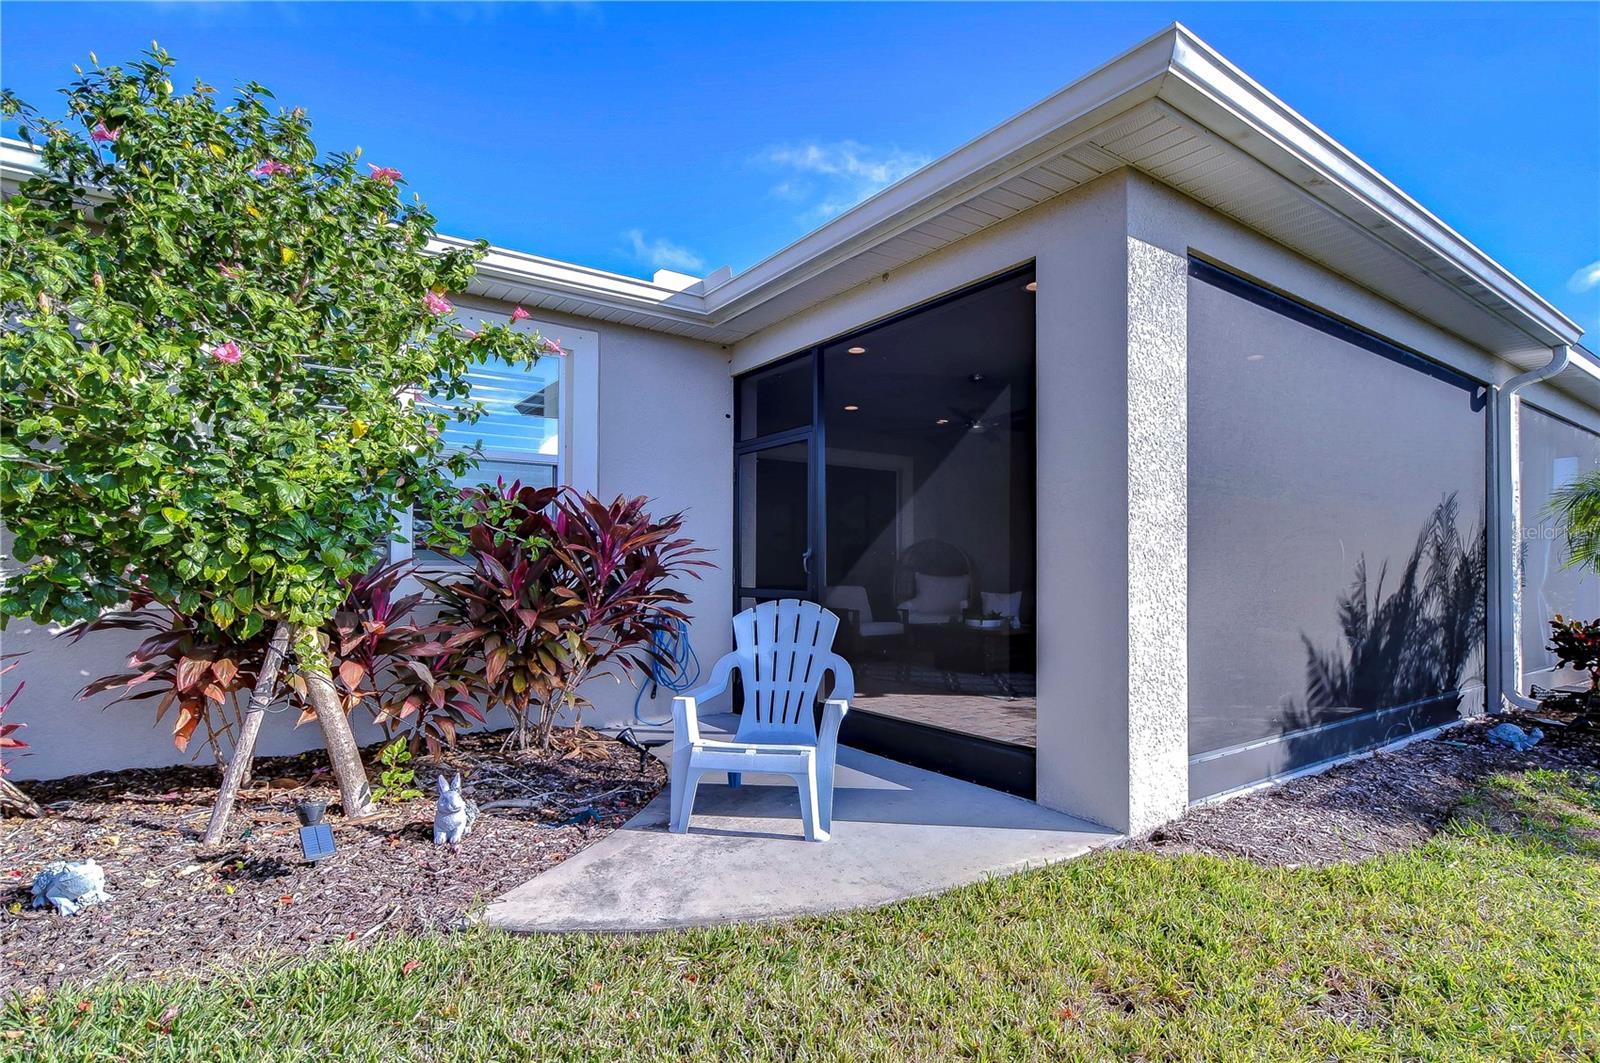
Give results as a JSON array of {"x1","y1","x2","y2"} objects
[
  {"x1": 843, "y1": 404, "x2": 860, "y2": 412},
  {"x1": 1024, "y1": 281, "x2": 1038, "y2": 292},
  {"x1": 936, "y1": 418, "x2": 950, "y2": 425},
  {"x1": 1245, "y1": 354, "x2": 1265, "y2": 362},
  {"x1": 968, "y1": 373, "x2": 985, "y2": 383},
  {"x1": 847, "y1": 346, "x2": 868, "y2": 355}
]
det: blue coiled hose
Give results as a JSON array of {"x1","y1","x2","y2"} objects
[{"x1": 632, "y1": 615, "x2": 701, "y2": 726}]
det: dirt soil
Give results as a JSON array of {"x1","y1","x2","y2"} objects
[
  {"x1": 1133, "y1": 711, "x2": 1600, "y2": 866},
  {"x1": 1, "y1": 728, "x2": 665, "y2": 993}
]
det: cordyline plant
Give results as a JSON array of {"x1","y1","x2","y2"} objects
[
  {"x1": 0, "y1": 49, "x2": 556, "y2": 841},
  {"x1": 72, "y1": 561, "x2": 481, "y2": 769},
  {"x1": 1547, "y1": 614, "x2": 1600, "y2": 696},
  {"x1": 423, "y1": 483, "x2": 709, "y2": 751},
  {"x1": 0, "y1": 661, "x2": 40, "y2": 817},
  {"x1": 315, "y1": 560, "x2": 486, "y2": 756},
  {"x1": 73, "y1": 591, "x2": 267, "y2": 767}
]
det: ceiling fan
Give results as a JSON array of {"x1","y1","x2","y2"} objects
[{"x1": 933, "y1": 405, "x2": 1030, "y2": 444}]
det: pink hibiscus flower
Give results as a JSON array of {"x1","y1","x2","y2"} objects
[
  {"x1": 423, "y1": 291, "x2": 453, "y2": 316},
  {"x1": 541, "y1": 336, "x2": 570, "y2": 357},
  {"x1": 217, "y1": 262, "x2": 243, "y2": 279},
  {"x1": 254, "y1": 160, "x2": 292, "y2": 177},
  {"x1": 90, "y1": 121, "x2": 119, "y2": 144},
  {"x1": 367, "y1": 164, "x2": 403, "y2": 185},
  {"x1": 510, "y1": 306, "x2": 531, "y2": 324},
  {"x1": 208, "y1": 340, "x2": 243, "y2": 365}
]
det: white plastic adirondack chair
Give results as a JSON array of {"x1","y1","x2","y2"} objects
[{"x1": 670, "y1": 599, "x2": 853, "y2": 842}]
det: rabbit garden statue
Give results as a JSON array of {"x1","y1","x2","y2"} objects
[{"x1": 433, "y1": 772, "x2": 479, "y2": 845}]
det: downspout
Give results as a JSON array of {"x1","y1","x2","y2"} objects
[{"x1": 1488, "y1": 343, "x2": 1572, "y2": 713}]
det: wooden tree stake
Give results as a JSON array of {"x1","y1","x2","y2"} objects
[{"x1": 202, "y1": 621, "x2": 292, "y2": 845}]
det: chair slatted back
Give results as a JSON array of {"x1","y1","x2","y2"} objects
[{"x1": 732, "y1": 599, "x2": 839, "y2": 741}]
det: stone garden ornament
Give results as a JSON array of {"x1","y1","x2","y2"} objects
[
  {"x1": 1486, "y1": 722, "x2": 1544, "y2": 751},
  {"x1": 30, "y1": 859, "x2": 111, "y2": 916},
  {"x1": 433, "y1": 772, "x2": 479, "y2": 845}
]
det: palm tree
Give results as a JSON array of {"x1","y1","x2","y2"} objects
[{"x1": 1548, "y1": 469, "x2": 1600, "y2": 573}]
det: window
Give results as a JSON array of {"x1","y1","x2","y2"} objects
[
  {"x1": 440, "y1": 353, "x2": 561, "y2": 484},
  {"x1": 400, "y1": 305, "x2": 572, "y2": 563}
]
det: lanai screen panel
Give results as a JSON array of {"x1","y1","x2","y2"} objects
[
  {"x1": 1518, "y1": 405, "x2": 1600, "y2": 681},
  {"x1": 1186, "y1": 262, "x2": 1488, "y2": 800}
]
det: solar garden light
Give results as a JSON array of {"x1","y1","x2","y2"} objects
[{"x1": 295, "y1": 799, "x2": 335, "y2": 864}]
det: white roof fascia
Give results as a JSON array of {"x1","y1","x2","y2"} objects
[
  {"x1": 428, "y1": 235, "x2": 709, "y2": 327},
  {"x1": 1155, "y1": 24, "x2": 1583, "y2": 349}
]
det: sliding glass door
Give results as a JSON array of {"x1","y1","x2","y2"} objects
[
  {"x1": 733, "y1": 267, "x2": 1038, "y2": 795},
  {"x1": 735, "y1": 358, "x2": 819, "y2": 609}
]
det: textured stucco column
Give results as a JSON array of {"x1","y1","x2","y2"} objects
[
  {"x1": 1122, "y1": 238, "x2": 1190, "y2": 832},
  {"x1": 1034, "y1": 175, "x2": 1189, "y2": 835}
]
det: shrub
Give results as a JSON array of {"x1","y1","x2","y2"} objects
[
  {"x1": 370, "y1": 738, "x2": 422, "y2": 803},
  {"x1": 0, "y1": 661, "x2": 28, "y2": 775},
  {"x1": 75, "y1": 594, "x2": 270, "y2": 763},
  {"x1": 424, "y1": 483, "x2": 709, "y2": 751},
  {"x1": 1547, "y1": 614, "x2": 1600, "y2": 693},
  {"x1": 76, "y1": 562, "x2": 487, "y2": 763},
  {"x1": 1, "y1": 48, "x2": 549, "y2": 822}
]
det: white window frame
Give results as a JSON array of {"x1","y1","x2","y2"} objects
[{"x1": 391, "y1": 304, "x2": 599, "y2": 566}]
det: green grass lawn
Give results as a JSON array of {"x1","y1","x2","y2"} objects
[{"x1": 6, "y1": 768, "x2": 1599, "y2": 1061}]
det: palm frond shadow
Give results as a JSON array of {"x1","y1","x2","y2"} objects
[{"x1": 1284, "y1": 494, "x2": 1486, "y2": 736}]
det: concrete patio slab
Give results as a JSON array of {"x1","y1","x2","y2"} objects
[{"x1": 485, "y1": 714, "x2": 1118, "y2": 933}]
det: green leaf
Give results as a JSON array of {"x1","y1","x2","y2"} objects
[{"x1": 209, "y1": 598, "x2": 236, "y2": 628}]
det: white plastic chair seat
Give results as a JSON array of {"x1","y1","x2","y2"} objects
[
  {"x1": 858, "y1": 620, "x2": 905, "y2": 638},
  {"x1": 695, "y1": 734, "x2": 816, "y2": 752},
  {"x1": 688, "y1": 744, "x2": 815, "y2": 776},
  {"x1": 670, "y1": 599, "x2": 853, "y2": 842}
]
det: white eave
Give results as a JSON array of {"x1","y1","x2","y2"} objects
[{"x1": 4, "y1": 23, "x2": 1587, "y2": 368}]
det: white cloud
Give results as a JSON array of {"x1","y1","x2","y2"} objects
[
  {"x1": 1567, "y1": 259, "x2": 1600, "y2": 294},
  {"x1": 622, "y1": 229, "x2": 705, "y2": 273},
  {"x1": 757, "y1": 140, "x2": 931, "y2": 221}
]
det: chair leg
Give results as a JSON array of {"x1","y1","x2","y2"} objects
[
  {"x1": 795, "y1": 763, "x2": 827, "y2": 842},
  {"x1": 670, "y1": 766, "x2": 704, "y2": 834},
  {"x1": 726, "y1": 771, "x2": 742, "y2": 789},
  {"x1": 668, "y1": 746, "x2": 692, "y2": 830},
  {"x1": 816, "y1": 750, "x2": 836, "y2": 836}
]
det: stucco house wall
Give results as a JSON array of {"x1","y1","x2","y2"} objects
[
  {"x1": 724, "y1": 167, "x2": 1600, "y2": 831},
  {"x1": 3, "y1": 300, "x2": 731, "y2": 781}
]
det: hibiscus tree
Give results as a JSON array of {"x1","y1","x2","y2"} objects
[{"x1": 0, "y1": 49, "x2": 549, "y2": 836}]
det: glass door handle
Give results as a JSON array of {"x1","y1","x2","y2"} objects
[{"x1": 802, "y1": 548, "x2": 813, "y2": 575}]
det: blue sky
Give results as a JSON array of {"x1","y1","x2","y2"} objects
[{"x1": 4, "y1": 2, "x2": 1598, "y2": 337}]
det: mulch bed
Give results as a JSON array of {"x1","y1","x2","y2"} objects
[
  {"x1": 1132, "y1": 711, "x2": 1600, "y2": 866},
  {"x1": 1, "y1": 727, "x2": 665, "y2": 993}
]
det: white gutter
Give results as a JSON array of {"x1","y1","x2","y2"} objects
[{"x1": 1489, "y1": 343, "x2": 1573, "y2": 712}]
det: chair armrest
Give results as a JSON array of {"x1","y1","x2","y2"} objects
[
  {"x1": 815, "y1": 651, "x2": 853, "y2": 752},
  {"x1": 671, "y1": 693, "x2": 701, "y2": 746},
  {"x1": 672, "y1": 652, "x2": 738, "y2": 747},
  {"x1": 820, "y1": 652, "x2": 855, "y2": 707},
  {"x1": 681, "y1": 652, "x2": 737, "y2": 707},
  {"x1": 819, "y1": 697, "x2": 848, "y2": 752}
]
